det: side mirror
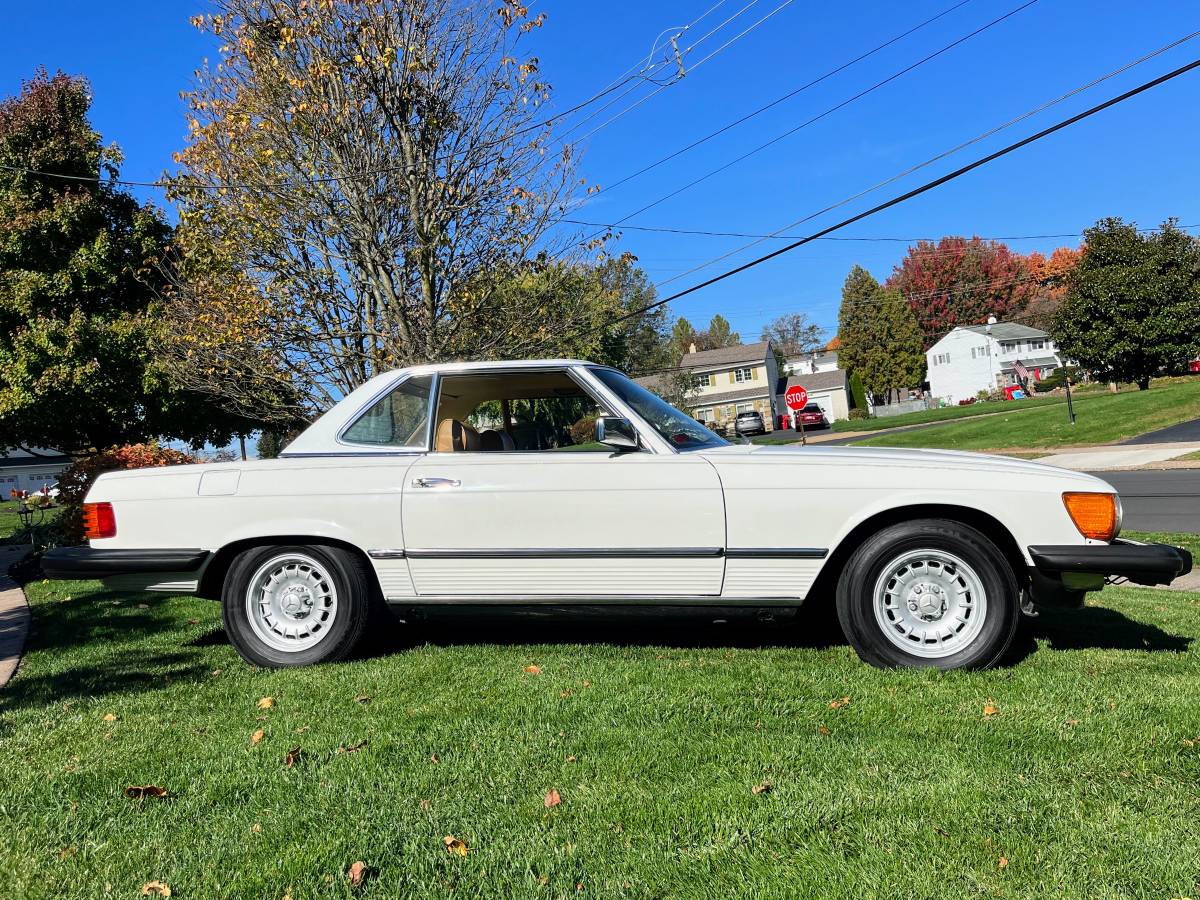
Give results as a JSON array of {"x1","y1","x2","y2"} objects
[{"x1": 595, "y1": 416, "x2": 639, "y2": 451}]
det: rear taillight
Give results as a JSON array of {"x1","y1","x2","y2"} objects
[{"x1": 82, "y1": 502, "x2": 116, "y2": 540}]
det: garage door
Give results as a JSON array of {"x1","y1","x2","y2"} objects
[{"x1": 810, "y1": 394, "x2": 834, "y2": 420}]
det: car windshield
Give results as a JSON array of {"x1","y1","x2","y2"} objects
[{"x1": 589, "y1": 368, "x2": 729, "y2": 451}]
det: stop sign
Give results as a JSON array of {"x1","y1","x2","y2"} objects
[{"x1": 784, "y1": 385, "x2": 809, "y2": 411}]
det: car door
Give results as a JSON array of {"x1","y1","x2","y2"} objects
[{"x1": 400, "y1": 372, "x2": 726, "y2": 599}]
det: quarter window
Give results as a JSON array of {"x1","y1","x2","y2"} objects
[{"x1": 341, "y1": 375, "x2": 433, "y2": 447}]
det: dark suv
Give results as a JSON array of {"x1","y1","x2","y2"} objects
[{"x1": 734, "y1": 410, "x2": 766, "y2": 436}]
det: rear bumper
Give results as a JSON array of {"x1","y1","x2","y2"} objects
[
  {"x1": 42, "y1": 547, "x2": 211, "y2": 581},
  {"x1": 1029, "y1": 540, "x2": 1192, "y2": 586}
]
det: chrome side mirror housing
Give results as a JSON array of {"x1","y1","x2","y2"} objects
[{"x1": 595, "y1": 416, "x2": 639, "y2": 451}]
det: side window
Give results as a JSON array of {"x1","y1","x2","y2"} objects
[
  {"x1": 435, "y1": 371, "x2": 614, "y2": 452},
  {"x1": 341, "y1": 375, "x2": 433, "y2": 447}
]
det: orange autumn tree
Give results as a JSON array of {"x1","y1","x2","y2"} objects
[
  {"x1": 163, "y1": 0, "x2": 596, "y2": 419},
  {"x1": 1023, "y1": 245, "x2": 1084, "y2": 329}
]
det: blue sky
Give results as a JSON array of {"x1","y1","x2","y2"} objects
[{"x1": 3, "y1": 0, "x2": 1199, "y2": 347}]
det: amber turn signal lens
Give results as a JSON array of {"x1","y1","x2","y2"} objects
[
  {"x1": 1062, "y1": 492, "x2": 1119, "y2": 541},
  {"x1": 82, "y1": 502, "x2": 116, "y2": 540}
]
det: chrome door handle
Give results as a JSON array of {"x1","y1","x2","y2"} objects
[{"x1": 412, "y1": 477, "x2": 461, "y2": 489}]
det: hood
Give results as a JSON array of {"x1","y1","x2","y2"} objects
[{"x1": 700, "y1": 442, "x2": 1113, "y2": 488}]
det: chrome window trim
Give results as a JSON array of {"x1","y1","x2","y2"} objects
[{"x1": 335, "y1": 371, "x2": 437, "y2": 452}]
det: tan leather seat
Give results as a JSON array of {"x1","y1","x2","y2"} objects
[{"x1": 436, "y1": 418, "x2": 480, "y2": 452}]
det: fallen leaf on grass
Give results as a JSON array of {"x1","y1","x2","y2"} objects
[
  {"x1": 933, "y1": 826, "x2": 950, "y2": 838},
  {"x1": 751, "y1": 780, "x2": 773, "y2": 795},
  {"x1": 582, "y1": 680, "x2": 590, "y2": 688},
  {"x1": 284, "y1": 747, "x2": 303, "y2": 768},
  {"x1": 102, "y1": 713, "x2": 117, "y2": 723},
  {"x1": 250, "y1": 729, "x2": 265, "y2": 745},
  {"x1": 256, "y1": 697, "x2": 275, "y2": 709},
  {"x1": 252, "y1": 823, "x2": 262, "y2": 834},
  {"x1": 443, "y1": 835, "x2": 468, "y2": 856},
  {"x1": 419, "y1": 799, "x2": 432, "y2": 810},
  {"x1": 57, "y1": 846, "x2": 76, "y2": 860},
  {"x1": 998, "y1": 856, "x2": 1009, "y2": 870},
  {"x1": 817, "y1": 725, "x2": 832, "y2": 736},
  {"x1": 186, "y1": 618, "x2": 201, "y2": 625},
  {"x1": 338, "y1": 741, "x2": 368, "y2": 754},
  {"x1": 347, "y1": 861, "x2": 369, "y2": 887},
  {"x1": 124, "y1": 785, "x2": 169, "y2": 800},
  {"x1": 544, "y1": 788, "x2": 562, "y2": 807},
  {"x1": 566, "y1": 755, "x2": 577, "y2": 763},
  {"x1": 983, "y1": 703, "x2": 1000, "y2": 718},
  {"x1": 430, "y1": 753, "x2": 439, "y2": 764},
  {"x1": 353, "y1": 694, "x2": 371, "y2": 704},
  {"x1": 829, "y1": 697, "x2": 850, "y2": 709},
  {"x1": 1065, "y1": 718, "x2": 1080, "y2": 728},
  {"x1": 141, "y1": 882, "x2": 171, "y2": 897},
  {"x1": 524, "y1": 665, "x2": 542, "y2": 675},
  {"x1": 136, "y1": 604, "x2": 150, "y2": 610}
]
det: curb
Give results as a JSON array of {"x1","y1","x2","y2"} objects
[{"x1": 0, "y1": 546, "x2": 32, "y2": 690}]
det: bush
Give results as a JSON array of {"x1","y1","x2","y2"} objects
[
  {"x1": 849, "y1": 372, "x2": 868, "y2": 411},
  {"x1": 568, "y1": 415, "x2": 597, "y2": 446},
  {"x1": 1034, "y1": 365, "x2": 1083, "y2": 393},
  {"x1": 848, "y1": 408, "x2": 869, "y2": 421},
  {"x1": 57, "y1": 443, "x2": 197, "y2": 545}
]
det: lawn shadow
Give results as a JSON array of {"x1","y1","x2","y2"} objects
[{"x1": 1004, "y1": 603, "x2": 1193, "y2": 664}]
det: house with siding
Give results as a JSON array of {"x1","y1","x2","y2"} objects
[
  {"x1": 637, "y1": 341, "x2": 781, "y2": 431},
  {"x1": 0, "y1": 448, "x2": 71, "y2": 498},
  {"x1": 926, "y1": 322, "x2": 1064, "y2": 405}
]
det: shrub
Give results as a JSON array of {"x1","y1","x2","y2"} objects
[
  {"x1": 848, "y1": 408, "x2": 869, "y2": 421},
  {"x1": 568, "y1": 415, "x2": 598, "y2": 446},
  {"x1": 848, "y1": 372, "x2": 868, "y2": 411},
  {"x1": 57, "y1": 443, "x2": 197, "y2": 545}
]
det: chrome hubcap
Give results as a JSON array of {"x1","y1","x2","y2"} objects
[
  {"x1": 872, "y1": 548, "x2": 987, "y2": 659},
  {"x1": 245, "y1": 554, "x2": 338, "y2": 652}
]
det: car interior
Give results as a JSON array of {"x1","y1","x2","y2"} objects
[{"x1": 433, "y1": 371, "x2": 614, "y2": 452}]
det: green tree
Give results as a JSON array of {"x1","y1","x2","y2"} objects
[
  {"x1": 0, "y1": 70, "x2": 261, "y2": 454},
  {"x1": 669, "y1": 317, "x2": 698, "y2": 359},
  {"x1": 701, "y1": 313, "x2": 740, "y2": 349},
  {"x1": 1053, "y1": 218, "x2": 1200, "y2": 390},
  {"x1": 837, "y1": 265, "x2": 926, "y2": 402},
  {"x1": 848, "y1": 371, "x2": 868, "y2": 410}
]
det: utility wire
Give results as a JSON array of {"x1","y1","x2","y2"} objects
[
  {"x1": 563, "y1": 56, "x2": 1200, "y2": 344},
  {"x1": 593, "y1": 0, "x2": 974, "y2": 196},
  {"x1": 572, "y1": 0, "x2": 1040, "y2": 247},
  {"x1": 647, "y1": 28, "x2": 1200, "y2": 290}
]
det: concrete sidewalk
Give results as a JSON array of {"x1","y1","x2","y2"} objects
[
  {"x1": 0, "y1": 545, "x2": 31, "y2": 689},
  {"x1": 1035, "y1": 441, "x2": 1200, "y2": 471}
]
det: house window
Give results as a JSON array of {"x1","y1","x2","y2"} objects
[
  {"x1": 696, "y1": 373, "x2": 713, "y2": 387},
  {"x1": 933, "y1": 353, "x2": 950, "y2": 366},
  {"x1": 733, "y1": 367, "x2": 754, "y2": 383},
  {"x1": 736, "y1": 402, "x2": 755, "y2": 413},
  {"x1": 695, "y1": 408, "x2": 713, "y2": 423},
  {"x1": 1029, "y1": 339, "x2": 1045, "y2": 351}
]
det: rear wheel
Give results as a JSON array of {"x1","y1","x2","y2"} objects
[
  {"x1": 222, "y1": 544, "x2": 375, "y2": 667},
  {"x1": 836, "y1": 519, "x2": 1020, "y2": 670}
]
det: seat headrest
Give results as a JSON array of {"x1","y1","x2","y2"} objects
[{"x1": 436, "y1": 418, "x2": 480, "y2": 452}]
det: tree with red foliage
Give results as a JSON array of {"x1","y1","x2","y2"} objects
[{"x1": 885, "y1": 237, "x2": 1039, "y2": 348}]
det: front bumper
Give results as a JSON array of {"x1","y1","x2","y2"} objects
[
  {"x1": 1026, "y1": 539, "x2": 1193, "y2": 607},
  {"x1": 42, "y1": 547, "x2": 211, "y2": 581}
]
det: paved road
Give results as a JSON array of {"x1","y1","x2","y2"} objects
[
  {"x1": 1087, "y1": 469, "x2": 1200, "y2": 533},
  {"x1": 1120, "y1": 416, "x2": 1200, "y2": 445}
]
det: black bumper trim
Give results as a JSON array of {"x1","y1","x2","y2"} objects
[
  {"x1": 1028, "y1": 540, "x2": 1193, "y2": 586},
  {"x1": 41, "y1": 547, "x2": 211, "y2": 581}
]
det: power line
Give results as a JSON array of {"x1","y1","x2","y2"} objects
[
  {"x1": 592, "y1": 0, "x2": 974, "y2": 197},
  {"x1": 646, "y1": 29, "x2": 1200, "y2": 291},
  {"x1": 562, "y1": 56, "x2": 1200, "y2": 344},
  {"x1": 559, "y1": 220, "x2": 1200, "y2": 243},
  {"x1": 559, "y1": 0, "x2": 801, "y2": 147},
  {"x1": 572, "y1": 0, "x2": 1040, "y2": 247}
]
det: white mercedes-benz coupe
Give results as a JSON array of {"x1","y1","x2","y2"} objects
[{"x1": 43, "y1": 360, "x2": 1191, "y2": 670}]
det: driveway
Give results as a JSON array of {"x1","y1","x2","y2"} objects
[
  {"x1": 1088, "y1": 469, "x2": 1200, "y2": 532},
  {"x1": 1120, "y1": 416, "x2": 1200, "y2": 445}
]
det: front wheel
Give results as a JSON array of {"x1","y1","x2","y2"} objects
[
  {"x1": 836, "y1": 519, "x2": 1020, "y2": 670},
  {"x1": 222, "y1": 544, "x2": 375, "y2": 667}
]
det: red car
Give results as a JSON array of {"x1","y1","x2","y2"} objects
[
  {"x1": 795, "y1": 403, "x2": 829, "y2": 429},
  {"x1": 1189, "y1": 358, "x2": 1200, "y2": 374}
]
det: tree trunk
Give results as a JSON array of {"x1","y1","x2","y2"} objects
[
  {"x1": 238, "y1": 435, "x2": 247, "y2": 460},
  {"x1": 1137, "y1": 377, "x2": 1150, "y2": 391}
]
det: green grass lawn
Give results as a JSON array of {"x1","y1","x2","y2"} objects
[
  {"x1": 4, "y1": 562, "x2": 1200, "y2": 897},
  {"x1": 827, "y1": 393, "x2": 1070, "y2": 433},
  {"x1": 853, "y1": 378, "x2": 1200, "y2": 451},
  {"x1": 0, "y1": 500, "x2": 61, "y2": 545}
]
